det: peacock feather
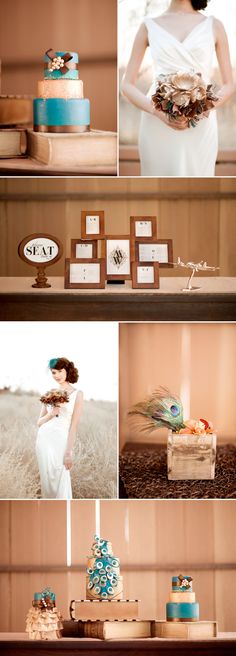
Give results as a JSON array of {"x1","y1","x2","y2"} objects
[{"x1": 128, "y1": 386, "x2": 185, "y2": 433}]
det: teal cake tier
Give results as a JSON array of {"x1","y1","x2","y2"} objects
[
  {"x1": 166, "y1": 602, "x2": 199, "y2": 621},
  {"x1": 44, "y1": 51, "x2": 79, "y2": 80},
  {"x1": 172, "y1": 576, "x2": 192, "y2": 592},
  {"x1": 33, "y1": 98, "x2": 90, "y2": 132}
]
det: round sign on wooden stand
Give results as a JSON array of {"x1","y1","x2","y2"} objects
[{"x1": 18, "y1": 233, "x2": 63, "y2": 288}]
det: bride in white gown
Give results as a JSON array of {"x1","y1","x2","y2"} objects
[
  {"x1": 122, "y1": 0, "x2": 234, "y2": 176},
  {"x1": 36, "y1": 358, "x2": 83, "y2": 499}
]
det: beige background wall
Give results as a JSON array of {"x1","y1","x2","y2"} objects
[
  {"x1": 0, "y1": 177, "x2": 236, "y2": 277},
  {"x1": 0, "y1": 0, "x2": 117, "y2": 132},
  {"x1": 0, "y1": 499, "x2": 235, "y2": 632},
  {"x1": 119, "y1": 323, "x2": 236, "y2": 449}
]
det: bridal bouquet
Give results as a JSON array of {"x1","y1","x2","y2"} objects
[
  {"x1": 40, "y1": 389, "x2": 69, "y2": 407},
  {"x1": 152, "y1": 71, "x2": 218, "y2": 127}
]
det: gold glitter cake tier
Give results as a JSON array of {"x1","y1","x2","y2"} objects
[
  {"x1": 170, "y1": 592, "x2": 196, "y2": 603},
  {"x1": 37, "y1": 80, "x2": 84, "y2": 100}
]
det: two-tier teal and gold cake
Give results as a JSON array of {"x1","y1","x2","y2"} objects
[
  {"x1": 33, "y1": 49, "x2": 90, "y2": 132},
  {"x1": 166, "y1": 575, "x2": 199, "y2": 621}
]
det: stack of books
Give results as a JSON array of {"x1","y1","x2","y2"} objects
[{"x1": 0, "y1": 94, "x2": 32, "y2": 158}]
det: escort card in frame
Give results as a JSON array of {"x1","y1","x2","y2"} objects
[
  {"x1": 81, "y1": 210, "x2": 105, "y2": 239},
  {"x1": 71, "y1": 239, "x2": 98, "y2": 259},
  {"x1": 135, "y1": 239, "x2": 173, "y2": 268},
  {"x1": 65, "y1": 258, "x2": 106, "y2": 289},
  {"x1": 18, "y1": 233, "x2": 63, "y2": 288},
  {"x1": 130, "y1": 216, "x2": 157, "y2": 240},
  {"x1": 105, "y1": 235, "x2": 131, "y2": 280},
  {"x1": 131, "y1": 262, "x2": 160, "y2": 289}
]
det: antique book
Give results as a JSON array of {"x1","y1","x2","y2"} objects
[
  {"x1": 27, "y1": 129, "x2": 117, "y2": 169},
  {"x1": 0, "y1": 129, "x2": 27, "y2": 157},
  {"x1": 71, "y1": 599, "x2": 139, "y2": 621},
  {"x1": 77, "y1": 620, "x2": 151, "y2": 640},
  {"x1": 0, "y1": 95, "x2": 33, "y2": 125},
  {"x1": 153, "y1": 620, "x2": 218, "y2": 639}
]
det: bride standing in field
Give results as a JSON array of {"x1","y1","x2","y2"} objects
[
  {"x1": 121, "y1": 0, "x2": 234, "y2": 176},
  {"x1": 36, "y1": 357, "x2": 83, "y2": 499}
]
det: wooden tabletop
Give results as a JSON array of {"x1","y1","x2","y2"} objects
[
  {"x1": 0, "y1": 633, "x2": 236, "y2": 656},
  {"x1": 0, "y1": 277, "x2": 235, "y2": 321}
]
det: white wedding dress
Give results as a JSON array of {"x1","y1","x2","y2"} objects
[
  {"x1": 36, "y1": 389, "x2": 78, "y2": 499},
  {"x1": 139, "y1": 16, "x2": 218, "y2": 176}
]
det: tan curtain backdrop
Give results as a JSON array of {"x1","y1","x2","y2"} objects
[
  {"x1": 0, "y1": 0, "x2": 117, "y2": 132},
  {"x1": 0, "y1": 177, "x2": 236, "y2": 277},
  {"x1": 119, "y1": 323, "x2": 236, "y2": 448},
  {"x1": 0, "y1": 500, "x2": 235, "y2": 632}
]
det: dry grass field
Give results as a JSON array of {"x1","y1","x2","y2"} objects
[{"x1": 0, "y1": 391, "x2": 117, "y2": 499}]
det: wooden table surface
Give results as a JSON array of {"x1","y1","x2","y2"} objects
[
  {"x1": 0, "y1": 276, "x2": 236, "y2": 321},
  {"x1": 0, "y1": 633, "x2": 236, "y2": 656}
]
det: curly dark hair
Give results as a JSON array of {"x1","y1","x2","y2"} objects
[
  {"x1": 49, "y1": 357, "x2": 79, "y2": 383},
  {"x1": 191, "y1": 0, "x2": 208, "y2": 9}
]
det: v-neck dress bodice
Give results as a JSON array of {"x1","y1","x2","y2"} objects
[{"x1": 138, "y1": 15, "x2": 218, "y2": 176}]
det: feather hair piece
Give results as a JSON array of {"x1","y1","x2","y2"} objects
[{"x1": 128, "y1": 386, "x2": 185, "y2": 433}]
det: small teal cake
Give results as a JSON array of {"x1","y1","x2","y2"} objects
[
  {"x1": 166, "y1": 575, "x2": 199, "y2": 622},
  {"x1": 34, "y1": 49, "x2": 90, "y2": 133}
]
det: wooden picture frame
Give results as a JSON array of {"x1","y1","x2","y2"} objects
[
  {"x1": 105, "y1": 235, "x2": 131, "y2": 280},
  {"x1": 81, "y1": 211, "x2": 105, "y2": 240},
  {"x1": 71, "y1": 239, "x2": 98, "y2": 259},
  {"x1": 18, "y1": 233, "x2": 63, "y2": 268},
  {"x1": 135, "y1": 239, "x2": 173, "y2": 268},
  {"x1": 64, "y1": 258, "x2": 106, "y2": 289},
  {"x1": 130, "y1": 216, "x2": 157, "y2": 240},
  {"x1": 131, "y1": 262, "x2": 160, "y2": 289}
]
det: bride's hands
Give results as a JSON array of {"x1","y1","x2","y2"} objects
[
  {"x1": 168, "y1": 116, "x2": 189, "y2": 131},
  {"x1": 64, "y1": 451, "x2": 73, "y2": 470},
  {"x1": 153, "y1": 108, "x2": 189, "y2": 131}
]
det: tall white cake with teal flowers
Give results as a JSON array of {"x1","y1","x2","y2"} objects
[
  {"x1": 33, "y1": 49, "x2": 90, "y2": 133},
  {"x1": 86, "y1": 535, "x2": 123, "y2": 600},
  {"x1": 69, "y1": 535, "x2": 139, "y2": 622}
]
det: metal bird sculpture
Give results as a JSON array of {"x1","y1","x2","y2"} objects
[{"x1": 128, "y1": 386, "x2": 185, "y2": 433}]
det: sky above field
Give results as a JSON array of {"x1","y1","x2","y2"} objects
[{"x1": 0, "y1": 322, "x2": 118, "y2": 402}]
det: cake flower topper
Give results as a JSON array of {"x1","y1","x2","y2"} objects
[
  {"x1": 46, "y1": 49, "x2": 73, "y2": 74},
  {"x1": 178, "y1": 574, "x2": 193, "y2": 589},
  {"x1": 41, "y1": 588, "x2": 55, "y2": 609},
  {"x1": 174, "y1": 256, "x2": 220, "y2": 292},
  {"x1": 128, "y1": 387, "x2": 214, "y2": 436}
]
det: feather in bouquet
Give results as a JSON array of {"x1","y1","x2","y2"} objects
[
  {"x1": 40, "y1": 389, "x2": 69, "y2": 407},
  {"x1": 128, "y1": 386, "x2": 214, "y2": 435},
  {"x1": 152, "y1": 71, "x2": 218, "y2": 128}
]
